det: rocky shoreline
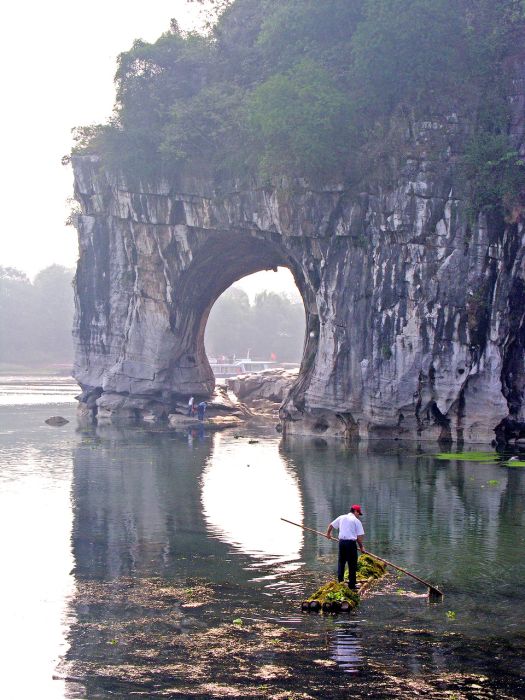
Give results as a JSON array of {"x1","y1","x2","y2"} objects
[
  {"x1": 76, "y1": 370, "x2": 294, "y2": 432},
  {"x1": 73, "y1": 368, "x2": 525, "y2": 453}
]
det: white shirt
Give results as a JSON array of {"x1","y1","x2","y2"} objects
[{"x1": 330, "y1": 513, "x2": 364, "y2": 540}]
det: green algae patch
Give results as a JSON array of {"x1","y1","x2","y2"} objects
[
  {"x1": 435, "y1": 451, "x2": 499, "y2": 463},
  {"x1": 504, "y1": 460, "x2": 525, "y2": 467},
  {"x1": 306, "y1": 581, "x2": 360, "y2": 608},
  {"x1": 357, "y1": 554, "x2": 387, "y2": 580}
]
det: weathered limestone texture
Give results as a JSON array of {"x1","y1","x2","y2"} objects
[
  {"x1": 227, "y1": 368, "x2": 299, "y2": 404},
  {"x1": 72, "y1": 64, "x2": 525, "y2": 445}
]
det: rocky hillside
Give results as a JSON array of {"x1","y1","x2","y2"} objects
[{"x1": 71, "y1": 2, "x2": 525, "y2": 445}]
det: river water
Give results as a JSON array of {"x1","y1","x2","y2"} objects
[{"x1": 1, "y1": 377, "x2": 524, "y2": 699}]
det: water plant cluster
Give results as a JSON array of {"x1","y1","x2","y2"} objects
[
  {"x1": 356, "y1": 553, "x2": 388, "y2": 580},
  {"x1": 435, "y1": 451, "x2": 525, "y2": 467},
  {"x1": 305, "y1": 581, "x2": 360, "y2": 611}
]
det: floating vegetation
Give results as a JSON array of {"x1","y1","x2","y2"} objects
[
  {"x1": 58, "y1": 574, "x2": 517, "y2": 697},
  {"x1": 435, "y1": 451, "x2": 498, "y2": 463},
  {"x1": 446, "y1": 610, "x2": 457, "y2": 620},
  {"x1": 435, "y1": 452, "x2": 525, "y2": 469},
  {"x1": 505, "y1": 459, "x2": 525, "y2": 467},
  {"x1": 487, "y1": 480, "x2": 499, "y2": 486}
]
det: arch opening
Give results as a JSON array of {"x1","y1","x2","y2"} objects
[
  {"x1": 204, "y1": 267, "x2": 305, "y2": 375},
  {"x1": 169, "y1": 230, "x2": 318, "y2": 401}
]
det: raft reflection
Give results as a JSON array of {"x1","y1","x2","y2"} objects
[{"x1": 329, "y1": 622, "x2": 362, "y2": 674}]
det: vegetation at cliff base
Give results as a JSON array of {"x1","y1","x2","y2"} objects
[{"x1": 74, "y1": 0, "x2": 525, "y2": 215}]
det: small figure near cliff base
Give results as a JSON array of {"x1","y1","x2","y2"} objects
[
  {"x1": 326, "y1": 505, "x2": 366, "y2": 590},
  {"x1": 187, "y1": 396, "x2": 194, "y2": 416},
  {"x1": 197, "y1": 401, "x2": 207, "y2": 421}
]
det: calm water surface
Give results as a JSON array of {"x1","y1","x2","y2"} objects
[{"x1": 1, "y1": 378, "x2": 524, "y2": 698}]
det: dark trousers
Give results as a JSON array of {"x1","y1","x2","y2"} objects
[{"x1": 338, "y1": 539, "x2": 358, "y2": 588}]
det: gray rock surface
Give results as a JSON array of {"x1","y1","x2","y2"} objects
[
  {"x1": 227, "y1": 368, "x2": 298, "y2": 403},
  {"x1": 71, "y1": 61, "x2": 525, "y2": 445},
  {"x1": 167, "y1": 414, "x2": 244, "y2": 431},
  {"x1": 45, "y1": 416, "x2": 70, "y2": 426}
]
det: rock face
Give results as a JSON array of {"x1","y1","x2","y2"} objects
[
  {"x1": 45, "y1": 416, "x2": 70, "y2": 426},
  {"x1": 72, "y1": 63, "x2": 525, "y2": 445},
  {"x1": 227, "y1": 368, "x2": 299, "y2": 404}
]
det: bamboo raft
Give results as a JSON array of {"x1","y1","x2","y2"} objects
[
  {"x1": 281, "y1": 517, "x2": 444, "y2": 604},
  {"x1": 301, "y1": 555, "x2": 387, "y2": 614}
]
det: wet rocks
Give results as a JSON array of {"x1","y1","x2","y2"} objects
[
  {"x1": 168, "y1": 414, "x2": 244, "y2": 431},
  {"x1": 45, "y1": 416, "x2": 69, "y2": 426}
]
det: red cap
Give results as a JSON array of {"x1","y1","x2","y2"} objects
[{"x1": 351, "y1": 504, "x2": 362, "y2": 514}]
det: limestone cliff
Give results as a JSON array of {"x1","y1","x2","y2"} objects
[{"x1": 72, "y1": 62, "x2": 525, "y2": 445}]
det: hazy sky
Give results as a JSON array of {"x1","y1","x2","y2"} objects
[{"x1": 0, "y1": 0, "x2": 298, "y2": 300}]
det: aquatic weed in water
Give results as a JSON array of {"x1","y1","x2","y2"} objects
[
  {"x1": 435, "y1": 451, "x2": 499, "y2": 463},
  {"x1": 505, "y1": 459, "x2": 525, "y2": 467}
]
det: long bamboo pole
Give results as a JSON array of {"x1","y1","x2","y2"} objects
[{"x1": 280, "y1": 517, "x2": 443, "y2": 599}]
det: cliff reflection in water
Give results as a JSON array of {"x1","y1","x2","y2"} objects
[
  {"x1": 64, "y1": 426, "x2": 525, "y2": 696},
  {"x1": 72, "y1": 425, "x2": 304, "y2": 582},
  {"x1": 280, "y1": 437, "x2": 525, "y2": 596},
  {"x1": 70, "y1": 426, "x2": 525, "y2": 599}
]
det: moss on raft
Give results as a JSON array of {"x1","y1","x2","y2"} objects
[
  {"x1": 307, "y1": 555, "x2": 387, "y2": 606},
  {"x1": 307, "y1": 581, "x2": 360, "y2": 607},
  {"x1": 357, "y1": 553, "x2": 387, "y2": 580}
]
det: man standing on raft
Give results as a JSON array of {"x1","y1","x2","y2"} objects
[{"x1": 326, "y1": 505, "x2": 366, "y2": 590}]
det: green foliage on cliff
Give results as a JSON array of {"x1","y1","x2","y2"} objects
[
  {"x1": 75, "y1": 0, "x2": 525, "y2": 212},
  {"x1": 248, "y1": 59, "x2": 355, "y2": 179},
  {"x1": 463, "y1": 133, "x2": 525, "y2": 218},
  {"x1": 351, "y1": 0, "x2": 467, "y2": 115}
]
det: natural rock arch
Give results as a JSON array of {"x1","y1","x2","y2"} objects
[
  {"x1": 72, "y1": 149, "x2": 525, "y2": 444},
  {"x1": 73, "y1": 157, "x2": 322, "y2": 426},
  {"x1": 168, "y1": 230, "x2": 314, "y2": 396}
]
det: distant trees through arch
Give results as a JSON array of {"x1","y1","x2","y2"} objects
[{"x1": 205, "y1": 270, "x2": 305, "y2": 363}]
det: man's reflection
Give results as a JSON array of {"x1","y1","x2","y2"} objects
[{"x1": 329, "y1": 623, "x2": 362, "y2": 673}]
